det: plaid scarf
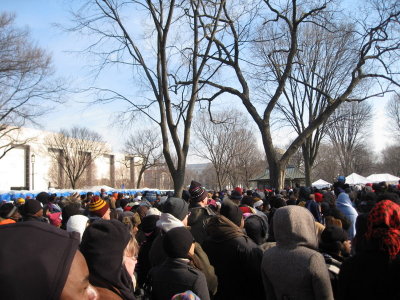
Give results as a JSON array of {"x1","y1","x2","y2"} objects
[{"x1": 366, "y1": 200, "x2": 400, "y2": 259}]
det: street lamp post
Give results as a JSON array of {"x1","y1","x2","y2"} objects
[{"x1": 31, "y1": 154, "x2": 35, "y2": 190}]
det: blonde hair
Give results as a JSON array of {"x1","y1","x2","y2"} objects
[{"x1": 125, "y1": 234, "x2": 139, "y2": 258}]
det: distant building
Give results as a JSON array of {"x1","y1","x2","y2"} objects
[
  {"x1": 0, "y1": 127, "x2": 141, "y2": 191},
  {"x1": 250, "y1": 165, "x2": 305, "y2": 189}
]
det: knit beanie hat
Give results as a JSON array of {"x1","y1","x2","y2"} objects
[
  {"x1": 314, "y1": 192, "x2": 323, "y2": 203},
  {"x1": 23, "y1": 199, "x2": 43, "y2": 215},
  {"x1": 67, "y1": 215, "x2": 89, "y2": 242},
  {"x1": 16, "y1": 198, "x2": 25, "y2": 205},
  {"x1": 88, "y1": 196, "x2": 110, "y2": 218},
  {"x1": 163, "y1": 197, "x2": 189, "y2": 221},
  {"x1": 172, "y1": 291, "x2": 201, "y2": 300},
  {"x1": 36, "y1": 192, "x2": 50, "y2": 204},
  {"x1": 189, "y1": 181, "x2": 207, "y2": 202},
  {"x1": 139, "y1": 215, "x2": 160, "y2": 233},
  {"x1": 220, "y1": 200, "x2": 243, "y2": 227},
  {"x1": 234, "y1": 187, "x2": 243, "y2": 194},
  {"x1": 320, "y1": 225, "x2": 348, "y2": 254},
  {"x1": 321, "y1": 226, "x2": 348, "y2": 243},
  {"x1": 163, "y1": 227, "x2": 194, "y2": 259},
  {"x1": 49, "y1": 212, "x2": 62, "y2": 227},
  {"x1": 230, "y1": 190, "x2": 243, "y2": 201},
  {"x1": 0, "y1": 203, "x2": 17, "y2": 219},
  {"x1": 61, "y1": 203, "x2": 82, "y2": 229}
]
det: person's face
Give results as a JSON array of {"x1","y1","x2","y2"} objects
[
  {"x1": 102, "y1": 208, "x2": 111, "y2": 220},
  {"x1": 342, "y1": 240, "x2": 351, "y2": 256},
  {"x1": 11, "y1": 211, "x2": 21, "y2": 221},
  {"x1": 132, "y1": 225, "x2": 139, "y2": 235},
  {"x1": 60, "y1": 250, "x2": 97, "y2": 300},
  {"x1": 35, "y1": 208, "x2": 44, "y2": 217}
]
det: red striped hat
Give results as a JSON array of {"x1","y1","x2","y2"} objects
[{"x1": 89, "y1": 196, "x2": 109, "y2": 218}]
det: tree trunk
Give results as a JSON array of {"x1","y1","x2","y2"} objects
[
  {"x1": 136, "y1": 168, "x2": 145, "y2": 189},
  {"x1": 303, "y1": 144, "x2": 312, "y2": 186},
  {"x1": 172, "y1": 168, "x2": 185, "y2": 198}
]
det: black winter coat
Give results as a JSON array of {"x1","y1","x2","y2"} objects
[
  {"x1": 135, "y1": 229, "x2": 160, "y2": 289},
  {"x1": 149, "y1": 258, "x2": 210, "y2": 300},
  {"x1": 202, "y1": 215, "x2": 264, "y2": 300},
  {"x1": 149, "y1": 227, "x2": 218, "y2": 297},
  {"x1": 338, "y1": 251, "x2": 400, "y2": 300},
  {"x1": 188, "y1": 205, "x2": 215, "y2": 245}
]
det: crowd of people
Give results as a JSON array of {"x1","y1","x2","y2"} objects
[{"x1": 0, "y1": 179, "x2": 399, "y2": 300}]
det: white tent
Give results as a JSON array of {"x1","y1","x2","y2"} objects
[
  {"x1": 312, "y1": 179, "x2": 332, "y2": 189},
  {"x1": 346, "y1": 173, "x2": 369, "y2": 185},
  {"x1": 366, "y1": 173, "x2": 400, "y2": 183}
]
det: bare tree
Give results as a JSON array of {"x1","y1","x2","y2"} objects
[
  {"x1": 193, "y1": 111, "x2": 239, "y2": 191},
  {"x1": 193, "y1": 111, "x2": 263, "y2": 190},
  {"x1": 68, "y1": 1, "x2": 226, "y2": 196},
  {"x1": 310, "y1": 143, "x2": 340, "y2": 183},
  {"x1": 387, "y1": 94, "x2": 400, "y2": 137},
  {"x1": 125, "y1": 128, "x2": 163, "y2": 188},
  {"x1": 274, "y1": 21, "x2": 357, "y2": 186},
  {"x1": 326, "y1": 101, "x2": 372, "y2": 176},
  {"x1": 380, "y1": 145, "x2": 400, "y2": 177},
  {"x1": 46, "y1": 127, "x2": 108, "y2": 189},
  {"x1": 192, "y1": 0, "x2": 400, "y2": 189},
  {"x1": 0, "y1": 13, "x2": 64, "y2": 159}
]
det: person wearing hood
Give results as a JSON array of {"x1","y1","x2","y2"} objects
[
  {"x1": 149, "y1": 197, "x2": 218, "y2": 298},
  {"x1": 80, "y1": 219, "x2": 135, "y2": 300},
  {"x1": 0, "y1": 221, "x2": 98, "y2": 299},
  {"x1": 244, "y1": 214, "x2": 275, "y2": 252},
  {"x1": 149, "y1": 227, "x2": 210, "y2": 300},
  {"x1": 261, "y1": 206, "x2": 334, "y2": 300},
  {"x1": 338, "y1": 200, "x2": 400, "y2": 300},
  {"x1": 188, "y1": 180, "x2": 216, "y2": 245},
  {"x1": 336, "y1": 191, "x2": 358, "y2": 239},
  {"x1": 203, "y1": 200, "x2": 264, "y2": 300}
]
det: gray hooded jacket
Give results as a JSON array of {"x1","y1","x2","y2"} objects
[{"x1": 261, "y1": 206, "x2": 334, "y2": 300}]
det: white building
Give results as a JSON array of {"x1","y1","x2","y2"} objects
[{"x1": 0, "y1": 127, "x2": 141, "y2": 191}]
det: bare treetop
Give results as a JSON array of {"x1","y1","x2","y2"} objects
[
  {"x1": 46, "y1": 126, "x2": 108, "y2": 189},
  {"x1": 0, "y1": 12, "x2": 65, "y2": 159}
]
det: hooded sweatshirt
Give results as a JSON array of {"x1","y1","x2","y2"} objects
[
  {"x1": 0, "y1": 222, "x2": 80, "y2": 299},
  {"x1": 261, "y1": 206, "x2": 334, "y2": 300},
  {"x1": 336, "y1": 193, "x2": 358, "y2": 239},
  {"x1": 80, "y1": 219, "x2": 135, "y2": 300}
]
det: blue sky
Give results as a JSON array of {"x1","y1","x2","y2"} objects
[
  {"x1": 2, "y1": 0, "x2": 394, "y2": 158},
  {"x1": 2, "y1": 0, "x2": 135, "y2": 153}
]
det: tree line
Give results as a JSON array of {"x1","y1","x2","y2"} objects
[{"x1": 1, "y1": 1, "x2": 400, "y2": 192}]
